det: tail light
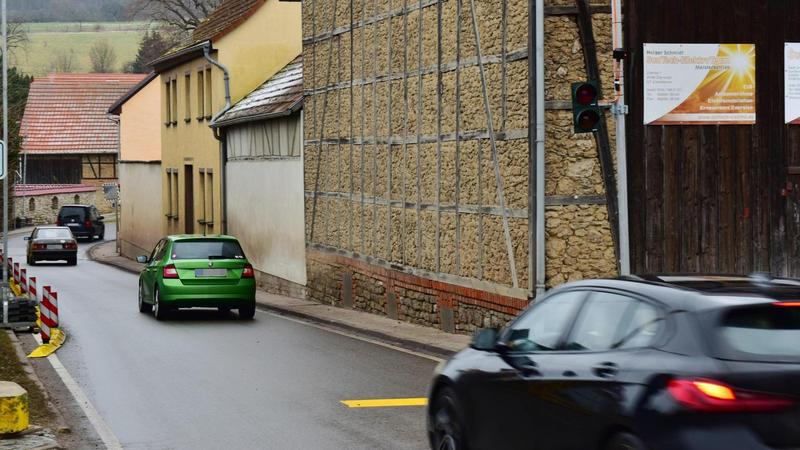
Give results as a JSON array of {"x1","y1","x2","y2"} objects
[
  {"x1": 56, "y1": 218, "x2": 62, "y2": 226},
  {"x1": 242, "y1": 263, "x2": 255, "y2": 279},
  {"x1": 773, "y1": 301, "x2": 800, "y2": 307},
  {"x1": 668, "y1": 378, "x2": 796, "y2": 413},
  {"x1": 84, "y1": 219, "x2": 92, "y2": 228},
  {"x1": 163, "y1": 264, "x2": 179, "y2": 279},
  {"x1": 32, "y1": 243, "x2": 46, "y2": 250},
  {"x1": 63, "y1": 242, "x2": 77, "y2": 250}
]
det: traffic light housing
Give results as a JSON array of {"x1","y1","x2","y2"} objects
[{"x1": 571, "y1": 81, "x2": 601, "y2": 133}]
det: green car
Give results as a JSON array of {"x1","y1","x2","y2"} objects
[{"x1": 137, "y1": 235, "x2": 256, "y2": 320}]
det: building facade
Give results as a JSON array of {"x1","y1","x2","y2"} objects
[
  {"x1": 302, "y1": 0, "x2": 618, "y2": 332},
  {"x1": 109, "y1": 73, "x2": 165, "y2": 259},
  {"x1": 20, "y1": 73, "x2": 147, "y2": 213},
  {"x1": 214, "y1": 57, "x2": 306, "y2": 298},
  {"x1": 151, "y1": 0, "x2": 302, "y2": 238}
]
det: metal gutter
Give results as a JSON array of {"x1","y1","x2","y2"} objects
[{"x1": 203, "y1": 42, "x2": 233, "y2": 235}]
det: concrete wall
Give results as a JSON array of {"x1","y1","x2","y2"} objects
[
  {"x1": 302, "y1": 0, "x2": 617, "y2": 333},
  {"x1": 226, "y1": 158, "x2": 307, "y2": 287},
  {"x1": 119, "y1": 162, "x2": 164, "y2": 258}
]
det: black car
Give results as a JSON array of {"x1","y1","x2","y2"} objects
[
  {"x1": 427, "y1": 275, "x2": 800, "y2": 450},
  {"x1": 25, "y1": 226, "x2": 78, "y2": 265},
  {"x1": 56, "y1": 204, "x2": 105, "y2": 241}
]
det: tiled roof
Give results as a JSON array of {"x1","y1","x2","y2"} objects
[
  {"x1": 21, "y1": 73, "x2": 147, "y2": 155},
  {"x1": 213, "y1": 56, "x2": 302, "y2": 127},
  {"x1": 193, "y1": 0, "x2": 266, "y2": 42},
  {"x1": 14, "y1": 184, "x2": 97, "y2": 197}
]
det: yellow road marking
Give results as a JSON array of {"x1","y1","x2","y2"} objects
[{"x1": 341, "y1": 397, "x2": 428, "y2": 408}]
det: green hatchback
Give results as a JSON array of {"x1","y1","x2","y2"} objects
[{"x1": 137, "y1": 235, "x2": 256, "y2": 320}]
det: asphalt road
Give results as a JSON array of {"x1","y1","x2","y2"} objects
[{"x1": 9, "y1": 224, "x2": 437, "y2": 450}]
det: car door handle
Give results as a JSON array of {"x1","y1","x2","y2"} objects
[{"x1": 591, "y1": 362, "x2": 618, "y2": 379}]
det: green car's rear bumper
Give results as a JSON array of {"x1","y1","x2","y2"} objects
[{"x1": 158, "y1": 278, "x2": 256, "y2": 308}]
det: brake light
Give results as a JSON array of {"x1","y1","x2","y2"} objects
[
  {"x1": 242, "y1": 263, "x2": 254, "y2": 279},
  {"x1": 773, "y1": 302, "x2": 800, "y2": 307},
  {"x1": 63, "y1": 242, "x2": 77, "y2": 250},
  {"x1": 163, "y1": 264, "x2": 179, "y2": 279},
  {"x1": 84, "y1": 219, "x2": 92, "y2": 228},
  {"x1": 32, "y1": 243, "x2": 46, "y2": 250},
  {"x1": 668, "y1": 378, "x2": 796, "y2": 412}
]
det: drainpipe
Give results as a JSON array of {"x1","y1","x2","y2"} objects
[
  {"x1": 528, "y1": 0, "x2": 546, "y2": 297},
  {"x1": 203, "y1": 42, "x2": 232, "y2": 235},
  {"x1": 611, "y1": 0, "x2": 630, "y2": 275}
]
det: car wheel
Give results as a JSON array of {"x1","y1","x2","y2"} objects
[
  {"x1": 238, "y1": 302, "x2": 256, "y2": 320},
  {"x1": 87, "y1": 234, "x2": 94, "y2": 243},
  {"x1": 153, "y1": 288, "x2": 168, "y2": 321},
  {"x1": 98, "y1": 232, "x2": 105, "y2": 240},
  {"x1": 27, "y1": 256, "x2": 36, "y2": 266},
  {"x1": 430, "y1": 387, "x2": 467, "y2": 450},
  {"x1": 605, "y1": 432, "x2": 647, "y2": 450},
  {"x1": 68, "y1": 257, "x2": 77, "y2": 266},
  {"x1": 138, "y1": 283, "x2": 152, "y2": 313}
]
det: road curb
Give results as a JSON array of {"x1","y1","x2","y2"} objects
[
  {"x1": 255, "y1": 303, "x2": 455, "y2": 359},
  {"x1": 86, "y1": 241, "x2": 138, "y2": 275}
]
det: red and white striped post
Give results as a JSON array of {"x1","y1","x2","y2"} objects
[
  {"x1": 6, "y1": 256, "x2": 11, "y2": 278},
  {"x1": 28, "y1": 276, "x2": 38, "y2": 303},
  {"x1": 19, "y1": 268, "x2": 27, "y2": 294},
  {"x1": 12, "y1": 262, "x2": 19, "y2": 283},
  {"x1": 40, "y1": 286, "x2": 58, "y2": 344}
]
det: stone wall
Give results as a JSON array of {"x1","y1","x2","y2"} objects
[
  {"x1": 302, "y1": 0, "x2": 617, "y2": 333},
  {"x1": 15, "y1": 190, "x2": 98, "y2": 226}
]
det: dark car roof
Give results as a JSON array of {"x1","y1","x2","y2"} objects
[
  {"x1": 167, "y1": 234, "x2": 240, "y2": 241},
  {"x1": 551, "y1": 275, "x2": 798, "y2": 312},
  {"x1": 60, "y1": 204, "x2": 92, "y2": 209}
]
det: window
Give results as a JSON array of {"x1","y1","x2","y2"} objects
[
  {"x1": 184, "y1": 73, "x2": 191, "y2": 122},
  {"x1": 28, "y1": 198, "x2": 35, "y2": 212},
  {"x1": 197, "y1": 70, "x2": 205, "y2": 119},
  {"x1": 199, "y1": 169, "x2": 206, "y2": 224},
  {"x1": 205, "y1": 67, "x2": 212, "y2": 118},
  {"x1": 716, "y1": 305, "x2": 800, "y2": 361},
  {"x1": 51, "y1": 196, "x2": 58, "y2": 210},
  {"x1": 206, "y1": 171, "x2": 213, "y2": 226},
  {"x1": 565, "y1": 292, "x2": 662, "y2": 352},
  {"x1": 171, "y1": 239, "x2": 245, "y2": 260},
  {"x1": 74, "y1": 194, "x2": 80, "y2": 204},
  {"x1": 502, "y1": 291, "x2": 586, "y2": 352},
  {"x1": 35, "y1": 228, "x2": 73, "y2": 239},
  {"x1": 149, "y1": 239, "x2": 166, "y2": 265},
  {"x1": 165, "y1": 79, "x2": 171, "y2": 125},
  {"x1": 171, "y1": 78, "x2": 178, "y2": 124},
  {"x1": 166, "y1": 169, "x2": 179, "y2": 219}
]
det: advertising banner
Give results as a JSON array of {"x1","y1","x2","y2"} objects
[
  {"x1": 644, "y1": 43, "x2": 756, "y2": 125},
  {"x1": 786, "y1": 43, "x2": 800, "y2": 124}
]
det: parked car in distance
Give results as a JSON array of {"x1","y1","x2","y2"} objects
[
  {"x1": 427, "y1": 274, "x2": 800, "y2": 450},
  {"x1": 56, "y1": 204, "x2": 105, "y2": 241},
  {"x1": 25, "y1": 226, "x2": 78, "y2": 265},
  {"x1": 137, "y1": 235, "x2": 257, "y2": 320}
]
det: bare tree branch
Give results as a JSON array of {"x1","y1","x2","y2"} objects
[{"x1": 131, "y1": 0, "x2": 222, "y2": 32}]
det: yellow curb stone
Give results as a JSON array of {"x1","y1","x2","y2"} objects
[{"x1": 0, "y1": 381, "x2": 29, "y2": 434}]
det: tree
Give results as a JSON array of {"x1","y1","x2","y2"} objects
[
  {"x1": 131, "y1": 0, "x2": 222, "y2": 32},
  {"x1": 124, "y1": 30, "x2": 174, "y2": 73},
  {"x1": 50, "y1": 50, "x2": 77, "y2": 73},
  {"x1": 89, "y1": 40, "x2": 118, "y2": 73}
]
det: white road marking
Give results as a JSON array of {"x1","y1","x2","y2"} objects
[
  {"x1": 257, "y1": 309, "x2": 445, "y2": 363},
  {"x1": 34, "y1": 334, "x2": 124, "y2": 449}
]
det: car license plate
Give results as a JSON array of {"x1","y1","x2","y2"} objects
[
  {"x1": 195, "y1": 269, "x2": 227, "y2": 277},
  {"x1": 47, "y1": 244, "x2": 63, "y2": 250}
]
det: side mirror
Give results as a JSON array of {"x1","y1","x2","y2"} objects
[
  {"x1": 98, "y1": 215, "x2": 105, "y2": 220},
  {"x1": 23, "y1": 236, "x2": 30, "y2": 241},
  {"x1": 471, "y1": 328, "x2": 501, "y2": 352},
  {"x1": 136, "y1": 255, "x2": 148, "y2": 264}
]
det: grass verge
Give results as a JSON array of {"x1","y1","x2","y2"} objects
[{"x1": 0, "y1": 330, "x2": 55, "y2": 427}]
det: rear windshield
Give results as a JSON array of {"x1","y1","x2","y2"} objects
[
  {"x1": 171, "y1": 240, "x2": 245, "y2": 260},
  {"x1": 58, "y1": 207, "x2": 86, "y2": 221},
  {"x1": 716, "y1": 305, "x2": 800, "y2": 361},
  {"x1": 35, "y1": 228, "x2": 73, "y2": 239}
]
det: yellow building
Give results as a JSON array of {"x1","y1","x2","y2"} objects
[
  {"x1": 109, "y1": 73, "x2": 165, "y2": 258},
  {"x1": 150, "y1": 0, "x2": 302, "y2": 236}
]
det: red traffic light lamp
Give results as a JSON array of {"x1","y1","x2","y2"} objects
[{"x1": 571, "y1": 81, "x2": 601, "y2": 133}]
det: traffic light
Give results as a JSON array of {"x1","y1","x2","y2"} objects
[{"x1": 571, "y1": 81, "x2": 601, "y2": 133}]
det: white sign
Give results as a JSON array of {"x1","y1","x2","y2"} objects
[
  {"x1": 644, "y1": 43, "x2": 756, "y2": 125},
  {"x1": 786, "y1": 43, "x2": 800, "y2": 124}
]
